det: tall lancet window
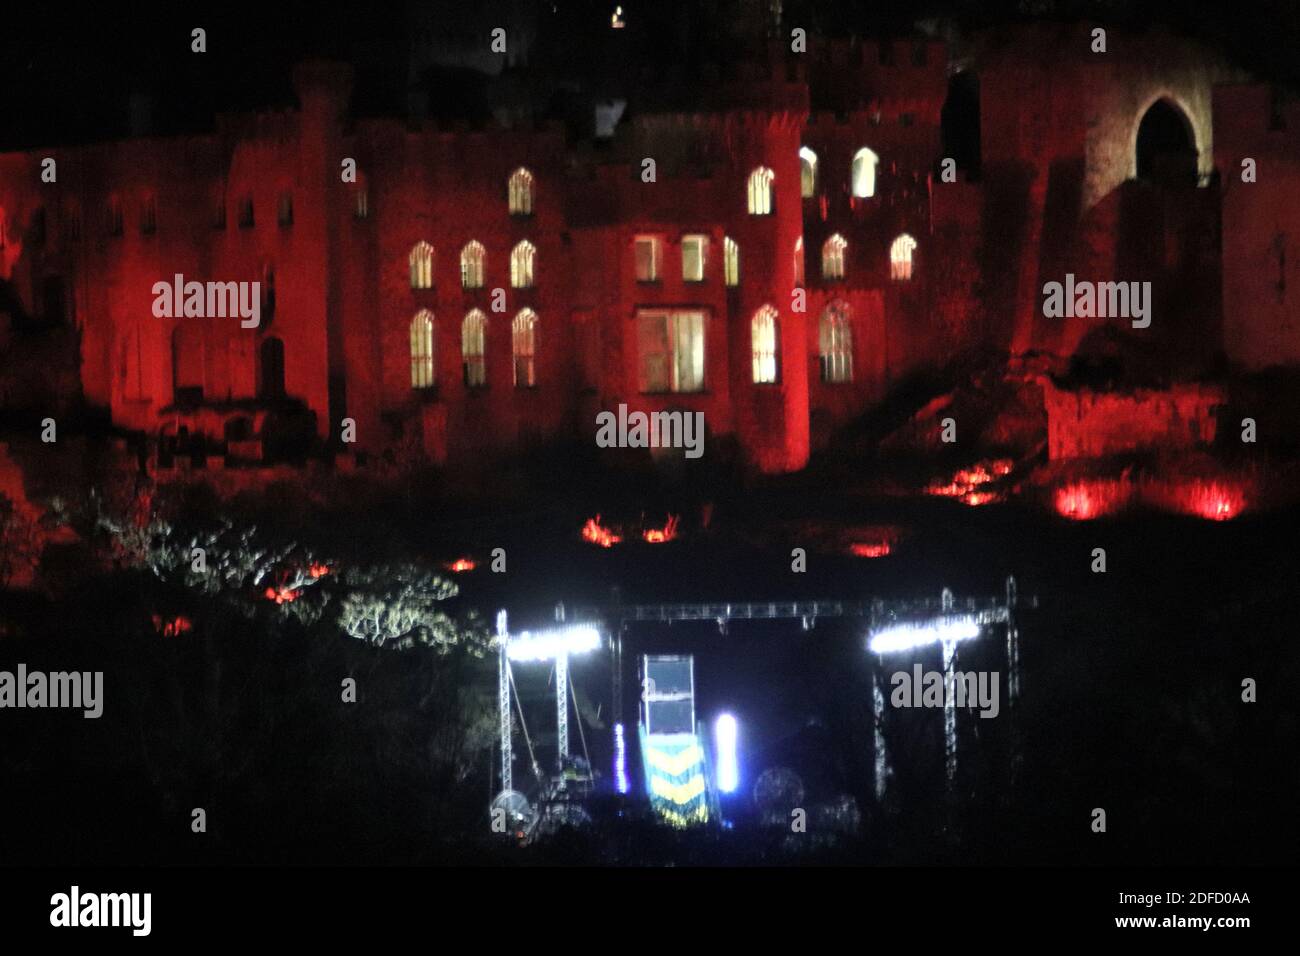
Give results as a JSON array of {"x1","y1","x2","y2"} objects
[
  {"x1": 461, "y1": 241, "x2": 486, "y2": 289},
  {"x1": 410, "y1": 310, "x2": 436, "y2": 388},
  {"x1": 409, "y1": 241, "x2": 434, "y2": 289}
]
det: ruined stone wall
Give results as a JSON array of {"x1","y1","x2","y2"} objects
[{"x1": 1041, "y1": 380, "x2": 1223, "y2": 460}]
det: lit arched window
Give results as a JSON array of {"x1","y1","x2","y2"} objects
[
  {"x1": 410, "y1": 311, "x2": 436, "y2": 388},
  {"x1": 461, "y1": 241, "x2": 486, "y2": 289},
  {"x1": 822, "y1": 233, "x2": 848, "y2": 280},
  {"x1": 409, "y1": 241, "x2": 434, "y2": 289},
  {"x1": 794, "y1": 237, "x2": 805, "y2": 288},
  {"x1": 508, "y1": 168, "x2": 534, "y2": 216},
  {"x1": 723, "y1": 237, "x2": 740, "y2": 287},
  {"x1": 512, "y1": 309, "x2": 538, "y2": 387},
  {"x1": 819, "y1": 301, "x2": 853, "y2": 384},
  {"x1": 799, "y1": 147, "x2": 818, "y2": 198},
  {"x1": 851, "y1": 147, "x2": 880, "y2": 198},
  {"x1": 751, "y1": 306, "x2": 780, "y2": 384},
  {"x1": 747, "y1": 167, "x2": 775, "y2": 215},
  {"x1": 510, "y1": 240, "x2": 536, "y2": 288},
  {"x1": 890, "y1": 233, "x2": 917, "y2": 281},
  {"x1": 462, "y1": 310, "x2": 487, "y2": 387}
]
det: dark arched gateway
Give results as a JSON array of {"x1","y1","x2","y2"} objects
[{"x1": 1136, "y1": 99, "x2": 1197, "y2": 187}]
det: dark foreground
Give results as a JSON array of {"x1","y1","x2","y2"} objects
[{"x1": 1, "y1": 438, "x2": 1296, "y2": 867}]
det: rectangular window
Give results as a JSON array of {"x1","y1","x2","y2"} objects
[
  {"x1": 141, "y1": 198, "x2": 156, "y2": 235},
  {"x1": 724, "y1": 238, "x2": 739, "y2": 287},
  {"x1": 638, "y1": 309, "x2": 706, "y2": 393},
  {"x1": 278, "y1": 193, "x2": 293, "y2": 227},
  {"x1": 681, "y1": 234, "x2": 707, "y2": 282},
  {"x1": 635, "y1": 236, "x2": 660, "y2": 282},
  {"x1": 238, "y1": 197, "x2": 254, "y2": 229}
]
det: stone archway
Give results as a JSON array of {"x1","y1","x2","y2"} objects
[{"x1": 1134, "y1": 97, "x2": 1198, "y2": 187}]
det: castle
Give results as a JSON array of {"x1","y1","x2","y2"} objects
[{"x1": 1, "y1": 22, "x2": 1297, "y2": 473}]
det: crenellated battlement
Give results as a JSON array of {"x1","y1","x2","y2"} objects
[{"x1": 802, "y1": 36, "x2": 948, "y2": 113}]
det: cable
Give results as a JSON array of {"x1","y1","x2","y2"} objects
[
  {"x1": 569, "y1": 671, "x2": 592, "y2": 771},
  {"x1": 508, "y1": 663, "x2": 543, "y2": 785}
]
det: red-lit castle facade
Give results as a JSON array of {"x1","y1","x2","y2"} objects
[{"x1": 2, "y1": 26, "x2": 1298, "y2": 474}]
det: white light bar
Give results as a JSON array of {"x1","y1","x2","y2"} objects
[
  {"x1": 867, "y1": 615, "x2": 981, "y2": 654},
  {"x1": 506, "y1": 624, "x2": 602, "y2": 661}
]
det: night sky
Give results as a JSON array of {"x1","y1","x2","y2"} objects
[{"x1": 1, "y1": 0, "x2": 1296, "y2": 149}]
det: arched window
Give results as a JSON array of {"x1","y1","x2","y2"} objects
[
  {"x1": 819, "y1": 302, "x2": 853, "y2": 384},
  {"x1": 462, "y1": 310, "x2": 487, "y2": 387},
  {"x1": 890, "y1": 233, "x2": 917, "y2": 281},
  {"x1": 461, "y1": 241, "x2": 486, "y2": 289},
  {"x1": 410, "y1": 310, "x2": 436, "y2": 388},
  {"x1": 510, "y1": 240, "x2": 536, "y2": 288},
  {"x1": 794, "y1": 238, "x2": 805, "y2": 288},
  {"x1": 851, "y1": 147, "x2": 880, "y2": 199},
  {"x1": 799, "y1": 147, "x2": 818, "y2": 198},
  {"x1": 508, "y1": 168, "x2": 534, "y2": 216},
  {"x1": 724, "y1": 236, "x2": 740, "y2": 287},
  {"x1": 751, "y1": 306, "x2": 780, "y2": 384},
  {"x1": 747, "y1": 167, "x2": 775, "y2": 215},
  {"x1": 409, "y1": 241, "x2": 434, "y2": 289},
  {"x1": 512, "y1": 309, "x2": 538, "y2": 387},
  {"x1": 822, "y1": 233, "x2": 848, "y2": 280}
]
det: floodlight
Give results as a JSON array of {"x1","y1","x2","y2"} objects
[
  {"x1": 506, "y1": 624, "x2": 602, "y2": 661},
  {"x1": 867, "y1": 615, "x2": 980, "y2": 654},
  {"x1": 613, "y1": 722, "x2": 629, "y2": 794},
  {"x1": 715, "y1": 713, "x2": 739, "y2": 794}
]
